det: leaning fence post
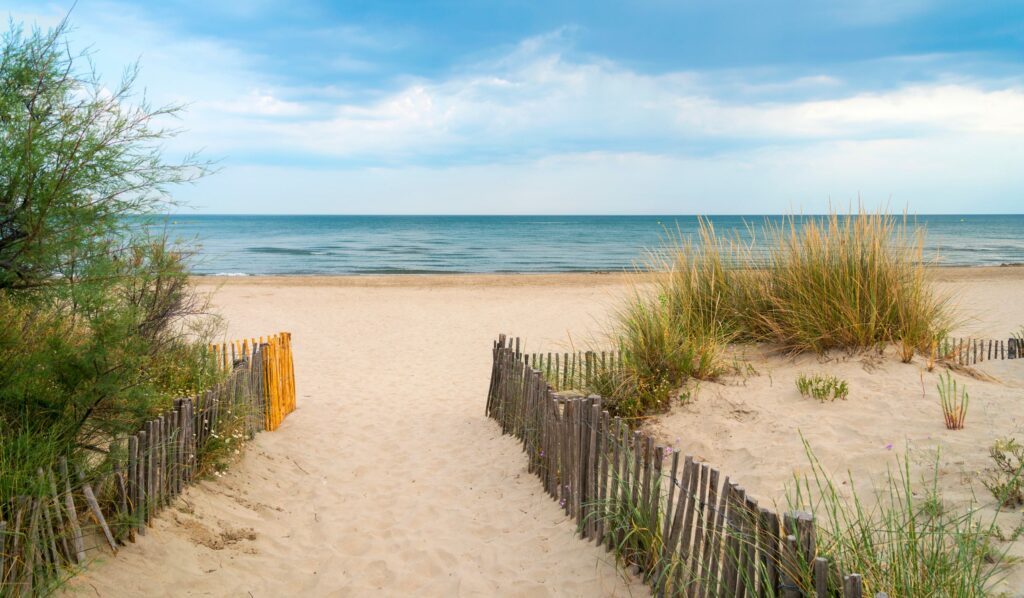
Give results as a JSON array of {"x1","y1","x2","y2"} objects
[
  {"x1": 57, "y1": 457, "x2": 86, "y2": 562},
  {"x1": 78, "y1": 469, "x2": 117, "y2": 554}
]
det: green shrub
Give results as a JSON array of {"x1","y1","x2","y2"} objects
[
  {"x1": 795, "y1": 373, "x2": 849, "y2": 402},
  {"x1": 0, "y1": 16, "x2": 215, "y2": 522},
  {"x1": 983, "y1": 438, "x2": 1024, "y2": 508}
]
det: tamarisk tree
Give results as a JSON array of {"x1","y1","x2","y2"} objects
[{"x1": 0, "y1": 18, "x2": 208, "y2": 291}]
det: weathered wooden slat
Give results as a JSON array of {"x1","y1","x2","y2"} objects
[
  {"x1": 722, "y1": 484, "x2": 740, "y2": 596},
  {"x1": 78, "y1": 470, "x2": 117, "y2": 554},
  {"x1": 665, "y1": 456, "x2": 695, "y2": 590},
  {"x1": 45, "y1": 469, "x2": 71, "y2": 562},
  {"x1": 758, "y1": 507, "x2": 781, "y2": 598},
  {"x1": 731, "y1": 487, "x2": 750, "y2": 595},
  {"x1": 707, "y1": 475, "x2": 730, "y2": 597},
  {"x1": 25, "y1": 496, "x2": 41, "y2": 592},
  {"x1": 679, "y1": 460, "x2": 701, "y2": 580},
  {"x1": 58, "y1": 457, "x2": 85, "y2": 562},
  {"x1": 742, "y1": 495, "x2": 758, "y2": 596},
  {"x1": 9, "y1": 498, "x2": 27, "y2": 592},
  {"x1": 641, "y1": 436, "x2": 654, "y2": 522},
  {"x1": 781, "y1": 533, "x2": 801, "y2": 598},
  {"x1": 814, "y1": 556, "x2": 829, "y2": 597},
  {"x1": 0, "y1": 520, "x2": 5, "y2": 589},
  {"x1": 596, "y1": 410, "x2": 610, "y2": 544},
  {"x1": 36, "y1": 471, "x2": 60, "y2": 571},
  {"x1": 630, "y1": 432, "x2": 643, "y2": 510},
  {"x1": 587, "y1": 402, "x2": 600, "y2": 539},
  {"x1": 608, "y1": 416, "x2": 623, "y2": 551},
  {"x1": 844, "y1": 573, "x2": 863, "y2": 598},
  {"x1": 689, "y1": 463, "x2": 710, "y2": 594},
  {"x1": 698, "y1": 468, "x2": 721, "y2": 598}
]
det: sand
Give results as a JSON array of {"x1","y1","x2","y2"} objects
[
  {"x1": 65, "y1": 267, "x2": 1024, "y2": 596},
  {"x1": 67, "y1": 273, "x2": 647, "y2": 597}
]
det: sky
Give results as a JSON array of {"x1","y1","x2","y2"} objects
[{"x1": 6, "y1": 1, "x2": 1024, "y2": 214}]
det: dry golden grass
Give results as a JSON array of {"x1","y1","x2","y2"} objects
[{"x1": 607, "y1": 208, "x2": 953, "y2": 416}]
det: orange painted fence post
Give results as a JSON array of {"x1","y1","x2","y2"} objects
[{"x1": 217, "y1": 331, "x2": 297, "y2": 432}]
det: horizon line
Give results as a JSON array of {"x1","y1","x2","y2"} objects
[{"x1": 158, "y1": 212, "x2": 1024, "y2": 217}]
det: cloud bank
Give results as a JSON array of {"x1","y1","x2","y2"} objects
[{"x1": 7, "y1": 1, "x2": 1024, "y2": 213}]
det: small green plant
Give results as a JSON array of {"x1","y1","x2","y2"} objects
[
  {"x1": 937, "y1": 371, "x2": 968, "y2": 430},
  {"x1": 795, "y1": 373, "x2": 849, "y2": 402},
  {"x1": 983, "y1": 437, "x2": 1024, "y2": 508}
]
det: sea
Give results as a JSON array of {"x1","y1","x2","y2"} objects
[{"x1": 151, "y1": 215, "x2": 1024, "y2": 276}]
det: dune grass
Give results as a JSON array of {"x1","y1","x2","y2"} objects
[
  {"x1": 789, "y1": 441, "x2": 1007, "y2": 596},
  {"x1": 742, "y1": 210, "x2": 950, "y2": 353},
  {"x1": 601, "y1": 208, "x2": 951, "y2": 417}
]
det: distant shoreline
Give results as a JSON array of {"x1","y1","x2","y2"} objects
[{"x1": 191, "y1": 265, "x2": 1024, "y2": 288}]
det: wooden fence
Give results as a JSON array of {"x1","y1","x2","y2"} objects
[
  {"x1": 488, "y1": 335, "x2": 882, "y2": 598},
  {"x1": 211, "y1": 331, "x2": 297, "y2": 431},
  {"x1": 940, "y1": 336, "x2": 1022, "y2": 366},
  {"x1": 0, "y1": 332, "x2": 297, "y2": 596},
  {"x1": 522, "y1": 335, "x2": 1022, "y2": 393}
]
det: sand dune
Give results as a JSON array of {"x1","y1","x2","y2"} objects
[{"x1": 67, "y1": 268, "x2": 1024, "y2": 596}]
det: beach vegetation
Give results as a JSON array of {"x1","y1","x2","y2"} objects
[
  {"x1": 795, "y1": 373, "x2": 849, "y2": 402},
  {"x1": 596, "y1": 287, "x2": 727, "y2": 417},
  {"x1": 605, "y1": 208, "x2": 949, "y2": 416},
  {"x1": 983, "y1": 438, "x2": 1024, "y2": 508},
  {"x1": 0, "y1": 14, "x2": 219, "y2": 583},
  {"x1": 937, "y1": 371, "x2": 969, "y2": 430},
  {"x1": 789, "y1": 441, "x2": 1007, "y2": 596}
]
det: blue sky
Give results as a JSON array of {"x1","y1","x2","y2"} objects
[{"x1": 8, "y1": 1, "x2": 1024, "y2": 214}]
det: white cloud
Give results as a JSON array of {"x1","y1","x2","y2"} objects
[
  {"x1": 7, "y1": 3, "x2": 1024, "y2": 214},
  {"x1": 202, "y1": 90, "x2": 308, "y2": 116},
  {"x1": 190, "y1": 47, "x2": 1024, "y2": 160},
  {"x1": 177, "y1": 134, "x2": 1024, "y2": 215}
]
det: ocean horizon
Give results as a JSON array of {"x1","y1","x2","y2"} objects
[{"x1": 153, "y1": 214, "x2": 1024, "y2": 276}]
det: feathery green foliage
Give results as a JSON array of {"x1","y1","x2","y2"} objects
[{"x1": 0, "y1": 18, "x2": 215, "y2": 509}]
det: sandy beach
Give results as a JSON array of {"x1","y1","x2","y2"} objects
[{"x1": 66, "y1": 267, "x2": 1024, "y2": 596}]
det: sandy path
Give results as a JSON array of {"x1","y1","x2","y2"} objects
[{"x1": 70, "y1": 276, "x2": 647, "y2": 596}]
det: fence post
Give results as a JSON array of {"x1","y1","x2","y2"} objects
[{"x1": 844, "y1": 573, "x2": 863, "y2": 597}]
